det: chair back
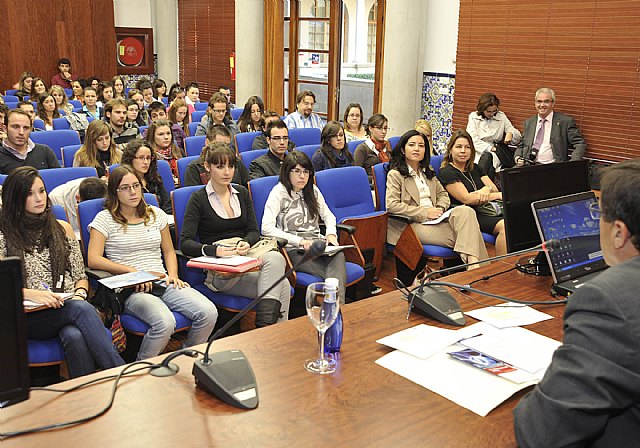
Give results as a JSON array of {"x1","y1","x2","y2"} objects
[
  {"x1": 171, "y1": 186, "x2": 204, "y2": 247},
  {"x1": 51, "y1": 204, "x2": 68, "y2": 222},
  {"x1": 294, "y1": 144, "x2": 319, "y2": 160},
  {"x1": 2, "y1": 95, "x2": 19, "y2": 102},
  {"x1": 63, "y1": 89, "x2": 73, "y2": 98},
  {"x1": 288, "y1": 128, "x2": 321, "y2": 147},
  {"x1": 388, "y1": 136, "x2": 401, "y2": 150},
  {"x1": 188, "y1": 122, "x2": 199, "y2": 136},
  {"x1": 62, "y1": 144, "x2": 83, "y2": 167},
  {"x1": 78, "y1": 194, "x2": 158, "y2": 259},
  {"x1": 177, "y1": 156, "x2": 199, "y2": 186},
  {"x1": 30, "y1": 129, "x2": 81, "y2": 163},
  {"x1": 4, "y1": 89, "x2": 18, "y2": 96},
  {"x1": 68, "y1": 100, "x2": 82, "y2": 108},
  {"x1": 235, "y1": 131, "x2": 261, "y2": 154},
  {"x1": 53, "y1": 117, "x2": 70, "y2": 130},
  {"x1": 185, "y1": 135, "x2": 206, "y2": 157},
  {"x1": 347, "y1": 140, "x2": 365, "y2": 155},
  {"x1": 39, "y1": 167, "x2": 97, "y2": 192},
  {"x1": 156, "y1": 160, "x2": 175, "y2": 193},
  {"x1": 430, "y1": 155, "x2": 444, "y2": 176},
  {"x1": 4, "y1": 101, "x2": 18, "y2": 110},
  {"x1": 161, "y1": 97, "x2": 168, "y2": 106},
  {"x1": 0, "y1": 174, "x2": 6, "y2": 185},
  {"x1": 240, "y1": 148, "x2": 268, "y2": 170},
  {"x1": 315, "y1": 166, "x2": 375, "y2": 222},
  {"x1": 372, "y1": 163, "x2": 389, "y2": 211},
  {"x1": 194, "y1": 102, "x2": 208, "y2": 111},
  {"x1": 191, "y1": 110, "x2": 206, "y2": 124},
  {"x1": 231, "y1": 108, "x2": 243, "y2": 121},
  {"x1": 247, "y1": 176, "x2": 279, "y2": 232},
  {"x1": 33, "y1": 118, "x2": 45, "y2": 130}
]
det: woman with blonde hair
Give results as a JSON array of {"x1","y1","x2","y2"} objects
[
  {"x1": 73, "y1": 120, "x2": 122, "y2": 178},
  {"x1": 50, "y1": 85, "x2": 74, "y2": 115},
  {"x1": 415, "y1": 119, "x2": 437, "y2": 155},
  {"x1": 168, "y1": 98, "x2": 191, "y2": 137}
]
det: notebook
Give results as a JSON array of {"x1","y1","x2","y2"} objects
[{"x1": 531, "y1": 191, "x2": 608, "y2": 296}]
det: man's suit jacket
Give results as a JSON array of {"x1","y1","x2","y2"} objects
[
  {"x1": 515, "y1": 111, "x2": 586, "y2": 163},
  {"x1": 385, "y1": 168, "x2": 450, "y2": 245},
  {"x1": 513, "y1": 256, "x2": 640, "y2": 447}
]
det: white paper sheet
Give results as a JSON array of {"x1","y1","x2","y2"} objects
[
  {"x1": 376, "y1": 344, "x2": 538, "y2": 416},
  {"x1": 460, "y1": 326, "x2": 561, "y2": 374},
  {"x1": 24, "y1": 292, "x2": 74, "y2": 310},
  {"x1": 465, "y1": 304, "x2": 553, "y2": 329},
  {"x1": 188, "y1": 255, "x2": 258, "y2": 266},
  {"x1": 421, "y1": 208, "x2": 453, "y2": 225}
]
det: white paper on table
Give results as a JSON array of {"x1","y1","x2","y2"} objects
[
  {"x1": 376, "y1": 322, "x2": 497, "y2": 360},
  {"x1": 376, "y1": 344, "x2": 539, "y2": 417},
  {"x1": 460, "y1": 326, "x2": 561, "y2": 374},
  {"x1": 422, "y1": 208, "x2": 453, "y2": 225},
  {"x1": 465, "y1": 304, "x2": 553, "y2": 329}
]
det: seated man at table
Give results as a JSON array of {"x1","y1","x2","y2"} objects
[{"x1": 513, "y1": 159, "x2": 640, "y2": 447}]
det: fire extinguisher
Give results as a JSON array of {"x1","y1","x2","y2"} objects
[{"x1": 230, "y1": 51, "x2": 235, "y2": 81}]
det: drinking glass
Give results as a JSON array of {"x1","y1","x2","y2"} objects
[{"x1": 304, "y1": 282, "x2": 340, "y2": 374}]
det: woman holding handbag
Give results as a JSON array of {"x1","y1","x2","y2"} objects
[
  {"x1": 180, "y1": 142, "x2": 291, "y2": 327},
  {"x1": 438, "y1": 130, "x2": 506, "y2": 255}
]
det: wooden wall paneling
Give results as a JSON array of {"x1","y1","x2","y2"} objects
[
  {"x1": 454, "y1": 0, "x2": 640, "y2": 163},
  {"x1": 263, "y1": 0, "x2": 285, "y2": 114},
  {"x1": 0, "y1": 0, "x2": 116, "y2": 91}
]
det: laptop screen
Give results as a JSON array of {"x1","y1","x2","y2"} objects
[{"x1": 532, "y1": 192, "x2": 607, "y2": 282}]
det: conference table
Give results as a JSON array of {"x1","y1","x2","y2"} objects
[{"x1": 1, "y1": 258, "x2": 565, "y2": 447}]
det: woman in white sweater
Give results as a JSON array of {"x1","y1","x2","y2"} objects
[{"x1": 261, "y1": 151, "x2": 347, "y2": 303}]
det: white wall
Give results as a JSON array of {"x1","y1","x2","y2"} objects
[
  {"x1": 423, "y1": 0, "x2": 459, "y2": 74},
  {"x1": 235, "y1": 0, "x2": 264, "y2": 105},
  {"x1": 113, "y1": 0, "x2": 152, "y2": 28}
]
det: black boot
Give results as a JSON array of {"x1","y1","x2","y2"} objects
[{"x1": 255, "y1": 298, "x2": 282, "y2": 328}]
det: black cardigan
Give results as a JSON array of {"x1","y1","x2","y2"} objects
[{"x1": 180, "y1": 185, "x2": 260, "y2": 256}]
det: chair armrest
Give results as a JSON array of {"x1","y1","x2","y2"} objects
[
  {"x1": 336, "y1": 223, "x2": 356, "y2": 234},
  {"x1": 175, "y1": 249, "x2": 192, "y2": 260},
  {"x1": 388, "y1": 213, "x2": 413, "y2": 224},
  {"x1": 275, "y1": 237, "x2": 288, "y2": 250},
  {"x1": 85, "y1": 268, "x2": 113, "y2": 280}
]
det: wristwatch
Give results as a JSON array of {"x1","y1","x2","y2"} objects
[{"x1": 74, "y1": 288, "x2": 88, "y2": 299}]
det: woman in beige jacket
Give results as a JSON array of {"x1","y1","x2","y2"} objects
[{"x1": 386, "y1": 130, "x2": 488, "y2": 278}]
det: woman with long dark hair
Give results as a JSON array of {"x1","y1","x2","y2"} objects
[
  {"x1": 0, "y1": 166, "x2": 124, "y2": 377},
  {"x1": 87, "y1": 165, "x2": 217, "y2": 360},
  {"x1": 121, "y1": 140, "x2": 172, "y2": 214},
  {"x1": 262, "y1": 151, "x2": 347, "y2": 302},
  {"x1": 354, "y1": 113, "x2": 392, "y2": 183},
  {"x1": 386, "y1": 130, "x2": 488, "y2": 283},
  {"x1": 145, "y1": 119, "x2": 185, "y2": 182},
  {"x1": 237, "y1": 96, "x2": 265, "y2": 133},
  {"x1": 36, "y1": 93, "x2": 60, "y2": 130},
  {"x1": 15, "y1": 71, "x2": 34, "y2": 100},
  {"x1": 180, "y1": 143, "x2": 291, "y2": 327},
  {"x1": 343, "y1": 103, "x2": 367, "y2": 143},
  {"x1": 311, "y1": 120, "x2": 353, "y2": 172},
  {"x1": 73, "y1": 120, "x2": 122, "y2": 178}
]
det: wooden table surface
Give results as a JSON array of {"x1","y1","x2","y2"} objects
[{"x1": 0, "y1": 258, "x2": 565, "y2": 447}]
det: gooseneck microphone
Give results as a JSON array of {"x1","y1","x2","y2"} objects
[
  {"x1": 191, "y1": 239, "x2": 327, "y2": 409},
  {"x1": 404, "y1": 239, "x2": 561, "y2": 326}
]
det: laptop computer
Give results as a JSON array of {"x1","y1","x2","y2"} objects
[{"x1": 531, "y1": 192, "x2": 608, "y2": 296}]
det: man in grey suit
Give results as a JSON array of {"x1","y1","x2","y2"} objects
[
  {"x1": 514, "y1": 87, "x2": 586, "y2": 165},
  {"x1": 513, "y1": 159, "x2": 640, "y2": 447}
]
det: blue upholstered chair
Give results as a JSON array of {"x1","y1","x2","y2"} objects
[
  {"x1": 185, "y1": 135, "x2": 206, "y2": 157},
  {"x1": 170, "y1": 186, "x2": 255, "y2": 313},
  {"x1": 62, "y1": 144, "x2": 83, "y2": 167},
  {"x1": 177, "y1": 155, "x2": 199, "y2": 186},
  {"x1": 235, "y1": 131, "x2": 261, "y2": 154},
  {"x1": 388, "y1": 136, "x2": 401, "y2": 150},
  {"x1": 347, "y1": 140, "x2": 365, "y2": 155},
  {"x1": 288, "y1": 128, "x2": 321, "y2": 147},
  {"x1": 194, "y1": 102, "x2": 208, "y2": 111},
  {"x1": 0, "y1": 174, "x2": 7, "y2": 185},
  {"x1": 52, "y1": 117, "x2": 70, "y2": 130},
  {"x1": 30, "y1": 129, "x2": 81, "y2": 165},
  {"x1": 292, "y1": 144, "x2": 319, "y2": 160},
  {"x1": 230, "y1": 108, "x2": 243, "y2": 121},
  {"x1": 188, "y1": 122, "x2": 199, "y2": 136},
  {"x1": 240, "y1": 148, "x2": 268, "y2": 170},
  {"x1": 2, "y1": 95, "x2": 19, "y2": 102},
  {"x1": 191, "y1": 111, "x2": 206, "y2": 124},
  {"x1": 39, "y1": 167, "x2": 97, "y2": 192}
]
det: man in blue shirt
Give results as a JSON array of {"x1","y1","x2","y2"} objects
[{"x1": 284, "y1": 90, "x2": 325, "y2": 130}]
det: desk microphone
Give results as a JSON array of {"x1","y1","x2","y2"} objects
[
  {"x1": 191, "y1": 239, "x2": 326, "y2": 410},
  {"x1": 404, "y1": 239, "x2": 561, "y2": 326}
]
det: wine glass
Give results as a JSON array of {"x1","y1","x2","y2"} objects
[{"x1": 304, "y1": 282, "x2": 340, "y2": 374}]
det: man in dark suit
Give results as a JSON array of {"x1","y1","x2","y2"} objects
[
  {"x1": 513, "y1": 159, "x2": 640, "y2": 447},
  {"x1": 514, "y1": 87, "x2": 586, "y2": 165}
]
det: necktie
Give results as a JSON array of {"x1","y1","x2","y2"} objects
[{"x1": 533, "y1": 118, "x2": 546, "y2": 149}]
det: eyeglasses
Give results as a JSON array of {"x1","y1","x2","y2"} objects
[
  {"x1": 372, "y1": 126, "x2": 389, "y2": 131},
  {"x1": 117, "y1": 183, "x2": 142, "y2": 193},
  {"x1": 212, "y1": 109, "x2": 226, "y2": 114},
  {"x1": 290, "y1": 168, "x2": 310, "y2": 176},
  {"x1": 135, "y1": 156, "x2": 152, "y2": 161},
  {"x1": 588, "y1": 202, "x2": 601, "y2": 220},
  {"x1": 535, "y1": 100, "x2": 553, "y2": 105},
  {"x1": 270, "y1": 136, "x2": 289, "y2": 142}
]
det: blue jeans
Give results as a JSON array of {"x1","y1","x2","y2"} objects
[
  {"x1": 124, "y1": 284, "x2": 218, "y2": 360},
  {"x1": 26, "y1": 300, "x2": 125, "y2": 378}
]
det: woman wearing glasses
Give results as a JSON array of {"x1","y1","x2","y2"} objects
[
  {"x1": 354, "y1": 114, "x2": 392, "y2": 184},
  {"x1": 121, "y1": 140, "x2": 172, "y2": 214},
  {"x1": 311, "y1": 121, "x2": 354, "y2": 172},
  {"x1": 262, "y1": 151, "x2": 347, "y2": 303},
  {"x1": 87, "y1": 165, "x2": 217, "y2": 360},
  {"x1": 343, "y1": 103, "x2": 367, "y2": 143}
]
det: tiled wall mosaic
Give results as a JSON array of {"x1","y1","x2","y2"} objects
[{"x1": 421, "y1": 72, "x2": 455, "y2": 155}]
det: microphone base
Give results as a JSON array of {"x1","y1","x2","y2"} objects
[
  {"x1": 192, "y1": 349, "x2": 258, "y2": 409},
  {"x1": 149, "y1": 363, "x2": 180, "y2": 377},
  {"x1": 516, "y1": 251, "x2": 551, "y2": 277},
  {"x1": 408, "y1": 284, "x2": 465, "y2": 326}
]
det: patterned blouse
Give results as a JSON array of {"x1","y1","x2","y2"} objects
[{"x1": 0, "y1": 232, "x2": 87, "y2": 293}]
